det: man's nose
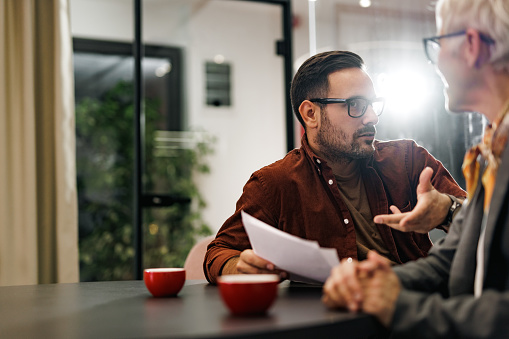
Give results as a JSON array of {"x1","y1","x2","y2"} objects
[{"x1": 362, "y1": 105, "x2": 379, "y2": 125}]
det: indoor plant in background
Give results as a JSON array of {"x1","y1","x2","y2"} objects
[{"x1": 76, "y1": 81, "x2": 213, "y2": 281}]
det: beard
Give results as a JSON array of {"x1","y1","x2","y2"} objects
[{"x1": 315, "y1": 112, "x2": 376, "y2": 163}]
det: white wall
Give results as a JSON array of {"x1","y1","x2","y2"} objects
[
  {"x1": 70, "y1": 0, "x2": 134, "y2": 42},
  {"x1": 70, "y1": 0, "x2": 287, "y2": 233}
]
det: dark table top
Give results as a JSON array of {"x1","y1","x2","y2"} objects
[{"x1": 0, "y1": 280, "x2": 388, "y2": 338}]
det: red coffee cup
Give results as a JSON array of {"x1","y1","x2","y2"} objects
[
  {"x1": 217, "y1": 274, "x2": 279, "y2": 315},
  {"x1": 144, "y1": 268, "x2": 186, "y2": 297}
]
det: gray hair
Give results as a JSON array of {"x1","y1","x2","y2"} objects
[{"x1": 437, "y1": 0, "x2": 509, "y2": 71}]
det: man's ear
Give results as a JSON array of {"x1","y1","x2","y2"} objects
[
  {"x1": 465, "y1": 28, "x2": 489, "y2": 69},
  {"x1": 299, "y1": 100, "x2": 319, "y2": 129}
]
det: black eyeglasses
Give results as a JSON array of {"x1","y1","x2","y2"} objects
[
  {"x1": 309, "y1": 96, "x2": 385, "y2": 118},
  {"x1": 423, "y1": 30, "x2": 495, "y2": 65}
]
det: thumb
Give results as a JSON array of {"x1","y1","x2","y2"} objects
[
  {"x1": 367, "y1": 251, "x2": 391, "y2": 269},
  {"x1": 416, "y1": 167, "x2": 434, "y2": 195}
]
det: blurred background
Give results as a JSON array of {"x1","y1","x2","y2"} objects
[
  {"x1": 71, "y1": 0, "x2": 484, "y2": 281},
  {"x1": 2, "y1": 0, "x2": 484, "y2": 285}
]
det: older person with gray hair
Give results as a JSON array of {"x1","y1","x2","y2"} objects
[{"x1": 322, "y1": 0, "x2": 509, "y2": 337}]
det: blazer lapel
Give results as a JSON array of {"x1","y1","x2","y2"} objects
[{"x1": 482, "y1": 144, "x2": 509, "y2": 276}]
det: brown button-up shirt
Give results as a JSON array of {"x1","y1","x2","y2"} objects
[{"x1": 204, "y1": 135, "x2": 466, "y2": 284}]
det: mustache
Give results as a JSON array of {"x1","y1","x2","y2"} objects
[{"x1": 355, "y1": 126, "x2": 376, "y2": 137}]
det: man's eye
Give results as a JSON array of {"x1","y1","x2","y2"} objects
[{"x1": 349, "y1": 99, "x2": 363, "y2": 108}]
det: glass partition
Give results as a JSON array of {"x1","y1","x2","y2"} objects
[
  {"x1": 71, "y1": 0, "x2": 291, "y2": 280},
  {"x1": 71, "y1": 0, "x2": 136, "y2": 281},
  {"x1": 141, "y1": 0, "x2": 288, "y2": 272},
  {"x1": 295, "y1": 1, "x2": 485, "y2": 242},
  {"x1": 298, "y1": 1, "x2": 487, "y2": 189}
]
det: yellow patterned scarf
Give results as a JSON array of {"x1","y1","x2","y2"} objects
[{"x1": 462, "y1": 100, "x2": 509, "y2": 211}]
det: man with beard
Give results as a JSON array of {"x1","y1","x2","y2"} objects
[{"x1": 204, "y1": 51, "x2": 466, "y2": 284}]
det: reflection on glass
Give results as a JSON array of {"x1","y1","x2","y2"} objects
[
  {"x1": 75, "y1": 48, "x2": 184, "y2": 281},
  {"x1": 74, "y1": 0, "x2": 288, "y2": 280}
]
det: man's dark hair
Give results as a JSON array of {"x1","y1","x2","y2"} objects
[{"x1": 290, "y1": 51, "x2": 365, "y2": 127}]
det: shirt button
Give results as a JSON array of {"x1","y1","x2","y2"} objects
[
  {"x1": 316, "y1": 159, "x2": 321, "y2": 164},
  {"x1": 344, "y1": 219, "x2": 349, "y2": 224},
  {"x1": 328, "y1": 179, "x2": 333, "y2": 185}
]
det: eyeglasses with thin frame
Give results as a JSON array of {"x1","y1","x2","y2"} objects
[
  {"x1": 423, "y1": 30, "x2": 495, "y2": 65},
  {"x1": 309, "y1": 96, "x2": 385, "y2": 118}
]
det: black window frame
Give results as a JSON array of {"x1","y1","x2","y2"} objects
[{"x1": 73, "y1": 37, "x2": 183, "y2": 131}]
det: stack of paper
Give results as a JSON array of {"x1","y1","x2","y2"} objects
[{"x1": 241, "y1": 211, "x2": 340, "y2": 283}]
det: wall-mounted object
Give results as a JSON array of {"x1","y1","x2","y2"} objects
[{"x1": 205, "y1": 61, "x2": 231, "y2": 107}]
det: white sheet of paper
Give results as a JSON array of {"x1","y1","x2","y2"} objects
[{"x1": 241, "y1": 211, "x2": 340, "y2": 283}]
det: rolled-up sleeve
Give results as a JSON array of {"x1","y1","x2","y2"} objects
[{"x1": 204, "y1": 172, "x2": 277, "y2": 284}]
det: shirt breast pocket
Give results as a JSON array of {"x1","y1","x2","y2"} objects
[{"x1": 398, "y1": 201, "x2": 412, "y2": 213}]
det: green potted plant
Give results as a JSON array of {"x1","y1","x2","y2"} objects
[{"x1": 76, "y1": 81, "x2": 213, "y2": 281}]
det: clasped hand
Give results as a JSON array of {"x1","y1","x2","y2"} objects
[{"x1": 322, "y1": 251, "x2": 401, "y2": 327}]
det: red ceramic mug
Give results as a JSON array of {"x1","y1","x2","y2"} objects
[
  {"x1": 217, "y1": 274, "x2": 279, "y2": 315},
  {"x1": 144, "y1": 268, "x2": 186, "y2": 297}
]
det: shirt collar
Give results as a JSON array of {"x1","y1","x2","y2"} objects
[{"x1": 300, "y1": 133, "x2": 324, "y2": 171}]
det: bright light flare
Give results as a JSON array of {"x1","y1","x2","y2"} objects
[
  {"x1": 359, "y1": 0, "x2": 371, "y2": 8},
  {"x1": 213, "y1": 54, "x2": 225, "y2": 64},
  {"x1": 155, "y1": 62, "x2": 172, "y2": 77},
  {"x1": 376, "y1": 70, "x2": 431, "y2": 116}
]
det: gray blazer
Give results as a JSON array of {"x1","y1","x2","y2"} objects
[{"x1": 391, "y1": 144, "x2": 509, "y2": 338}]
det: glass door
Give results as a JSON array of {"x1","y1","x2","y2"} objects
[
  {"x1": 139, "y1": 0, "x2": 293, "y2": 277},
  {"x1": 71, "y1": 0, "x2": 293, "y2": 280}
]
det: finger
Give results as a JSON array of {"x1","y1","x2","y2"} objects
[
  {"x1": 373, "y1": 205, "x2": 404, "y2": 224},
  {"x1": 399, "y1": 212, "x2": 425, "y2": 228},
  {"x1": 323, "y1": 265, "x2": 356, "y2": 310},
  {"x1": 384, "y1": 205, "x2": 427, "y2": 231},
  {"x1": 272, "y1": 269, "x2": 288, "y2": 280},
  {"x1": 398, "y1": 197, "x2": 436, "y2": 230},
  {"x1": 361, "y1": 269, "x2": 401, "y2": 327},
  {"x1": 237, "y1": 250, "x2": 275, "y2": 274},
  {"x1": 322, "y1": 275, "x2": 348, "y2": 309},
  {"x1": 321, "y1": 293, "x2": 337, "y2": 308},
  {"x1": 357, "y1": 251, "x2": 388, "y2": 275},
  {"x1": 389, "y1": 216, "x2": 433, "y2": 234},
  {"x1": 337, "y1": 259, "x2": 364, "y2": 311},
  {"x1": 390, "y1": 205, "x2": 402, "y2": 214},
  {"x1": 366, "y1": 251, "x2": 392, "y2": 270},
  {"x1": 238, "y1": 250, "x2": 288, "y2": 279},
  {"x1": 357, "y1": 258, "x2": 381, "y2": 273},
  {"x1": 236, "y1": 260, "x2": 271, "y2": 274},
  {"x1": 416, "y1": 167, "x2": 434, "y2": 195},
  {"x1": 373, "y1": 212, "x2": 406, "y2": 225},
  {"x1": 241, "y1": 250, "x2": 274, "y2": 270}
]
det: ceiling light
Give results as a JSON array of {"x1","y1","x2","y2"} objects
[
  {"x1": 213, "y1": 54, "x2": 225, "y2": 64},
  {"x1": 359, "y1": 0, "x2": 371, "y2": 8}
]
